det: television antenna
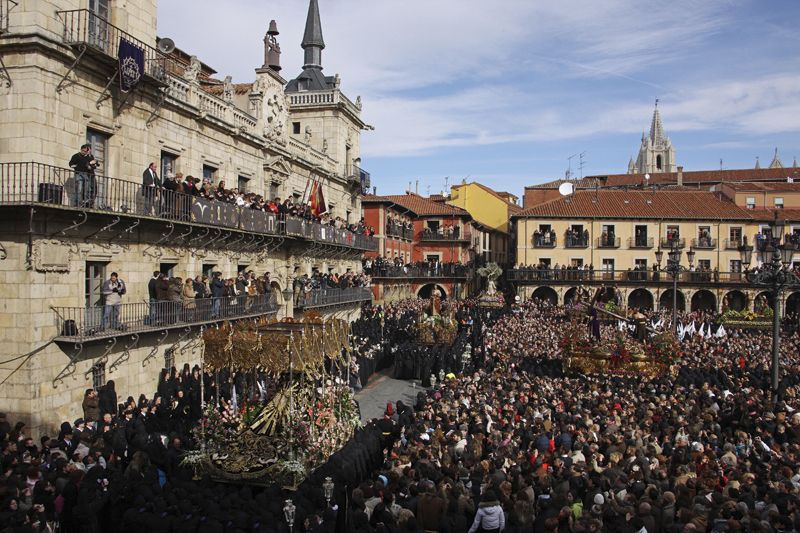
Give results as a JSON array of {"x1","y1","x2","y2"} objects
[
  {"x1": 579, "y1": 151, "x2": 587, "y2": 179},
  {"x1": 566, "y1": 154, "x2": 577, "y2": 180}
]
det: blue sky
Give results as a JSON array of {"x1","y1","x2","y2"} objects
[{"x1": 158, "y1": 0, "x2": 800, "y2": 201}]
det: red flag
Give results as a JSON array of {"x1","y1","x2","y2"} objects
[{"x1": 311, "y1": 180, "x2": 326, "y2": 217}]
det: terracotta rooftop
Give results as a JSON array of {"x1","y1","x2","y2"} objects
[
  {"x1": 590, "y1": 167, "x2": 800, "y2": 187},
  {"x1": 720, "y1": 181, "x2": 800, "y2": 192},
  {"x1": 363, "y1": 193, "x2": 472, "y2": 217},
  {"x1": 525, "y1": 178, "x2": 599, "y2": 190},
  {"x1": 747, "y1": 208, "x2": 800, "y2": 222},
  {"x1": 513, "y1": 190, "x2": 755, "y2": 221}
]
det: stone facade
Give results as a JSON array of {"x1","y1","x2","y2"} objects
[
  {"x1": 0, "y1": 0, "x2": 370, "y2": 437},
  {"x1": 628, "y1": 104, "x2": 677, "y2": 174}
]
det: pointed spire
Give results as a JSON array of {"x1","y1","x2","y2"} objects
[
  {"x1": 649, "y1": 102, "x2": 666, "y2": 148},
  {"x1": 301, "y1": 0, "x2": 325, "y2": 70},
  {"x1": 755, "y1": 156, "x2": 761, "y2": 169},
  {"x1": 794, "y1": 156, "x2": 798, "y2": 168},
  {"x1": 770, "y1": 147, "x2": 784, "y2": 169}
]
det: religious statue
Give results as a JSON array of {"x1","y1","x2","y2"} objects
[
  {"x1": 304, "y1": 125, "x2": 313, "y2": 143},
  {"x1": 183, "y1": 55, "x2": 201, "y2": 82},
  {"x1": 322, "y1": 139, "x2": 328, "y2": 154},
  {"x1": 223, "y1": 76, "x2": 234, "y2": 103},
  {"x1": 430, "y1": 286, "x2": 442, "y2": 316},
  {"x1": 477, "y1": 262, "x2": 502, "y2": 296}
]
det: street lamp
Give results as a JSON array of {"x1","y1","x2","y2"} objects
[
  {"x1": 739, "y1": 215, "x2": 798, "y2": 405},
  {"x1": 283, "y1": 499, "x2": 296, "y2": 533},
  {"x1": 323, "y1": 477, "x2": 334, "y2": 506},
  {"x1": 655, "y1": 246, "x2": 695, "y2": 333}
]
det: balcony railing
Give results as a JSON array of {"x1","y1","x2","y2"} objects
[
  {"x1": 596, "y1": 236, "x2": 621, "y2": 248},
  {"x1": 384, "y1": 225, "x2": 414, "y2": 240},
  {"x1": 628, "y1": 237, "x2": 654, "y2": 249},
  {"x1": 297, "y1": 287, "x2": 373, "y2": 308},
  {"x1": 754, "y1": 235, "x2": 782, "y2": 251},
  {"x1": 368, "y1": 265, "x2": 473, "y2": 279},
  {"x1": 565, "y1": 235, "x2": 589, "y2": 248},
  {"x1": 418, "y1": 227, "x2": 471, "y2": 241},
  {"x1": 1, "y1": 0, "x2": 17, "y2": 34},
  {"x1": 53, "y1": 293, "x2": 278, "y2": 342},
  {"x1": 660, "y1": 237, "x2": 686, "y2": 249},
  {"x1": 692, "y1": 237, "x2": 717, "y2": 249},
  {"x1": 507, "y1": 269, "x2": 750, "y2": 284},
  {"x1": 725, "y1": 238, "x2": 742, "y2": 250},
  {"x1": 345, "y1": 164, "x2": 370, "y2": 191},
  {"x1": 57, "y1": 9, "x2": 180, "y2": 83},
  {"x1": 0, "y1": 162, "x2": 377, "y2": 251}
]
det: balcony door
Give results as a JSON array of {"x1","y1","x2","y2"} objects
[
  {"x1": 602, "y1": 258, "x2": 615, "y2": 280},
  {"x1": 88, "y1": 0, "x2": 110, "y2": 52},
  {"x1": 85, "y1": 261, "x2": 107, "y2": 330}
]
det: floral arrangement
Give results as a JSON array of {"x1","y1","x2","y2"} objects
[
  {"x1": 609, "y1": 332, "x2": 632, "y2": 367},
  {"x1": 276, "y1": 384, "x2": 360, "y2": 472},
  {"x1": 603, "y1": 301, "x2": 618, "y2": 312},
  {"x1": 645, "y1": 330, "x2": 681, "y2": 364},
  {"x1": 718, "y1": 308, "x2": 771, "y2": 327},
  {"x1": 572, "y1": 302, "x2": 588, "y2": 311},
  {"x1": 194, "y1": 402, "x2": 242, "y2": 452},
  {"x1": 558, "y1": 324, "x2": 593, "y2": 354},
  {"x1": 413, "y1": 313, "x2": 458, "y2": 344}
]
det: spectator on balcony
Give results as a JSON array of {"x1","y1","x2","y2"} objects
[
  {"x1": 161, "y1": 172, "x2": 178, "y2": 218},
  {"x1": 181, "y1": 275, "x2": 196, "y2": 321},
  {"x1": 210, "y1": 272, "x2": 225, "y2": 318},
  {"x1": 101, "y1": 272, "x2": 126, "y2": 331},
  {"x1": 69, "y1": 143, "x2": 98, "y2": 208},
  {"x1": 142, "y1": 162, "x2": 161, "y2": 215}
]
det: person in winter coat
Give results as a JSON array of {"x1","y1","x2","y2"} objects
[
  {"x1": 468, "y1": 490, "x2": 504, "y2": 533},
  {"x1": 82, "y1": 389, "x2": 100, "y2": 422},
  {"x1": 416, "y1": 481, "x2": 445, "y2": 531}
]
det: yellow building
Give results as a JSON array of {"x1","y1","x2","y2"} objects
[
  {"x1": 446, "y1": 181, "x2": 520, "y2": 267},
  {"x1": 510, "y1": 189, "x2": 800, "y2": 314}
]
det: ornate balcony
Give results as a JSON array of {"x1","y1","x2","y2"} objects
[
  {"x1": 53, "y1": 294, "x2": 278, "y2": 342},
  {"x1": 369, "y1": 265, "x2": 473, "y2": 279},
  {"x1": 692, "y1": 237, "x2": 717, "y2": 250},
  {"x1": 596, "y1": 236, "x2": 621, "y2": 248},
  {"x1": 418, "y1": 227, "x2": 471, "y2": 242},
  {"x1": 660, "y1": 237, "x2": 686, "y2": 249},
  {"x1": 296, "y1": 287, "x2": 373, "y2": 309},
  {"x1": 628, "y1": 237, "x2": 654, "y2": 249},
  {"x1": 0, "y1": 162, "x2": 377, "y2": 252}
]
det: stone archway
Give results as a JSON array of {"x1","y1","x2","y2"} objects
[
  {"x1": 723, "y1": 290, "x2": 747, "y2": 312},
  {"x1": 691, "y1": 290, "x2": 717, "y2": 313},
  {"x1": 628, "y1": 288, "x2": 654, "y2": 311},
  {"x1": 271, "y1": 281, "x2": 283, "y2": 305},
  {"x1": 659, "y1": 289, "x2": 685, "y2": 312},
  {"x1": 417, "y1": 283, "x2": 449, "y2": 300},
  {"x1": 531, "y1": 287, "x2": 558, "y2": 306},
  {"x1": 786, "y1": 292, "x2": 800, "y2": 317}
]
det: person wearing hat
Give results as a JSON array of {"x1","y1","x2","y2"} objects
[{"x1": 468, "y1": 489, "x2": 504, "y2": 533}]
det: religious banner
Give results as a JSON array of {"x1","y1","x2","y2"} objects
[
  {"x1": 118, "y1": 39, "x2": 144, "y2": 92},
  {"x1": 240, "y1": 208, "x2": 268, "y2": 233},
  {"x1": 190, "y1": 198, "x2": 214, "y2": 225}
]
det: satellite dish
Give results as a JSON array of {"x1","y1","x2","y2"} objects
[
  {"x1": 558, "y1": 182, "x2": 574, "y2": 196},
  {"x1": 158, "y1": 38, "x2": 176, "y2": 54},
  {"x1": 644, "y1": 173, "x2": 650, "y2": 180}
]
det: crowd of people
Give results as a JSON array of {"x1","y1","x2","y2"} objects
[
  {"x1": 365, "y1": 257, "x2": 474, "y2": 279},
  {"x1": 6, "y1": 286, "x2": 800, "y2": 532}
]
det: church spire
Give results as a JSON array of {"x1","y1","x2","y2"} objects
[
  {"x1": 649, "y1": 101, "x2": 666, "y2": 148},
  {"x1": 301, "y1": 0, "x2": 325, "y2": 70}
]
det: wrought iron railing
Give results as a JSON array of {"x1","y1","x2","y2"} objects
[
  {"x1": 0, "y1": 162, "x2": 377, "y2": 251},
  {"x1": 565, "y1": 234, "x2": 589, "y2": 248},
  {"x1": 419, "y1": 227, "x2": 471, "y2": 241},
  {"x1": 628, "y1": 237, "x2": 654, "y2": 248},
  {"x1": 660, "y1": 237, "x2": 686, "y2": 249},
  {"x1": 596, "y1": 236, "x2": 621, "y2": 248},
  {"x1": 57, "y1": 9, "x2": 181, "y2": 82},
  {"x1": 384, "y1": 225, "x2": 414, "y2": 240},
  {"x1": 53, "y1": 293, "x2": 278, "y2": 342},
  {"x1": 692, "y1": 237, "x2": 717, "y2": 249},
  {"x1": 296, "y1": 287, "x2": 373, "y2": 308},
  {"x1": 0, "y1": 0, "x2": 17, "y2": 34},
  {"x1": 507, "y1": 269, "x2": 748, "y2": 284},
  {"x1": 345, "y1": 164, "x2": 370, "y2": 190},
  {"x1": 368, "y1": 265, "x2": 473, "y2": 278},
  {"x1": 725, "y1": 238, "x2": 742, "y2": 250}
]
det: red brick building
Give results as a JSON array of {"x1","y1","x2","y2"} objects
[{"x1": 362, "y1": 193, "x2": 477, "y2": 302}]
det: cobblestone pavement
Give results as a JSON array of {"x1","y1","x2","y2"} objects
[{"x1": 355, "y1": 367, "x2": 425, "y2": 423}]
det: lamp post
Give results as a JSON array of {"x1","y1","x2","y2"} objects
[
  {"x1": 323, "y1": 477, "x2": 334, "y2": 506},
  {"x1": 738, "y1": 216, "x2": 798, "y2": 405},
  {"x1": 655, "y1": 246, "x2": 695, "y2": 333},
  {"x1": 283, "y1": 499, "x2": 296, "y2": 533}
]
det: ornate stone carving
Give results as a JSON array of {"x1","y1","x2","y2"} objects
[
  {"x1": 223, "y1": 76, "x2": 234, "y2": 103},
  {"x1": 33, "y1": 240, "x2": 71, "y2": 272},
  {"x1": 322, "y1": 139, "x2": 328, "y2": 154},
  {"x1": 355, "y1": 95, "x2": 362, "y2": 110},
  {"x1": 304, "y1": 125, "x2": 312, "y2": 144},
  {"x1": 261, "y1": 78, "x2": 288, "y2": 146},
  {"x1": 184, "y1": 55, "x2": 201, "y2": 82}
]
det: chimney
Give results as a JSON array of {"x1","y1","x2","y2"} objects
[
  {"x1": 595, "y1": 180, "x2": 598, "y2": 198},
  {"x1": 677, "y1": 166, "x2": 683, "y2": 187},
  {"x1": 415, "y1": 180, "x2": 418, "y2": 195},
  {"x1": 373, "y1": 186, "x2": 376, "y2": 195}
]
